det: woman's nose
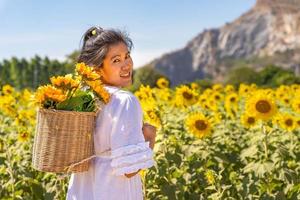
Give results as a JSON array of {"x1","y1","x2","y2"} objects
[{"x1": 122, "y1": 60, "x2": 132, "y2": 70}]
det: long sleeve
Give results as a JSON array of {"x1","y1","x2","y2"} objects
[{"x1": 108, "y1": 91, "x2": 155, "y2": 176}]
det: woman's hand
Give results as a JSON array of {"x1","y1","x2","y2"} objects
[{"x1": 142, "y1": 123, "x2": 157, "y2": 149}]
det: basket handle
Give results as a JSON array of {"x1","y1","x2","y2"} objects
[{"x1": 64, "y1": 155, "x2": 97, "y2": 173}]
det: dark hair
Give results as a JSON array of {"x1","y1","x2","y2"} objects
[{"x1": 78, "y1": 26, "x2": 133, "y2": 67}]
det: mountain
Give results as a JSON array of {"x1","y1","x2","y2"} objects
[{"x1": 149, "y1": 0, "x2": 300, "y2": 85}]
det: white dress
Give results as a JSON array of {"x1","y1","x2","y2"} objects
[{"x1": 66, "y1": 85, "x2": 155, "y2": 200}]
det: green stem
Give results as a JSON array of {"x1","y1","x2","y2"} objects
[
  {"x1": 67, "y1": 80, "x2": 82, "y2": 100},
  {"x1": 58, "y1": 80, "x2": 82, "y2": 110},
  {"x1": 6, "y1": 147, "x2": 15, "y2": 199},
  {"x1": 262, "y1": 123, "x2": 268, "y2": 160}
]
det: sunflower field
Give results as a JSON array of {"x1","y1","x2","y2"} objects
[{"x1": 0, "y1": 79, "x2": 300, "y2": 199}]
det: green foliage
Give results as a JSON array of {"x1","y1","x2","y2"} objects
[
  {"x1": 225, "y1": 65, "x2": 300, "y2": 88},
  {"x1": 0, "y1": 83, "x2": 300, "y2": 199},
  {"x1": 129, "y1": 65, "x2": 165, "y2": 92},
  {"x1": 56, "y1": 90, "x2": 95, "y2": 112},
  {"x1": 193, "y1": 78, "x2": 214, "y2": 90},
  {"x1": 0, "y1": 89, "x2": 69, "y2": 200},
  {"x1": 225, "y1": 66, "x2": 261, "y2": 87},
  {"x1": 145, "y1": 104, "x2": 300, "y2": 199},
  {"x1": 259, "y1": 65, "x2": 300, "y2": 87},
  {"x1": 0, "y1": 56, "x2": 73, "y2": 90}
]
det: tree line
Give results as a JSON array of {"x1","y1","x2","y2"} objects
[{"x1": 0, "y1": 56, "x2": 74, "y2": 90}]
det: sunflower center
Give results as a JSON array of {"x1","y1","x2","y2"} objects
[
  {"x1": 284, "y1": 99, "x2": 289, "y2": 103},
  {"x1": 285, "y1": 119, "x2": 293, "y2": 127},
  {"x1": 247, "y1": 117, "x2": 255, "y2": 124},
  {"x1": 183, "y1": 92, "x2": 193, "y2": 100},
  {"x1": 6, "y1": 89, "x2": 12, "y2": 94},
  {"x1": 255, "y1": 100, "x2": 271, "y2": 113},
  {"x1": 215, "y1": 95, "x2": 220, "y2": 100},
  {"x1": 195, "y1": 120, "x2": 207, "y2": 131},
  {"x1": 230, "y1": 97, "x2": 236, "y2": 102}
]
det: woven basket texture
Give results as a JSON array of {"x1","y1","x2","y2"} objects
[{"x1": 32, "y1": 108, "x2": 96, "y2": 173}]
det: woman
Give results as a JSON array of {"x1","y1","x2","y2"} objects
[{"x1": 66, "y1": 26, "x2": 157, "y2": 200}]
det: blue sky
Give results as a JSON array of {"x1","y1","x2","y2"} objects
[{"x1": 0, "y1": 0, "x2": 256, "y2": 68}]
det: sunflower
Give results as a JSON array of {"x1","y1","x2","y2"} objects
[
  {"x1": 191, "y1": 82, "x2": 200, "y2": 91},
  {"x1": 239, "y1": 84, "x2": 252, "y2": 97},
  {"x1": 211, "y1": 112, "x2": 222, "y2": 124},
  {"x1": 211, "y1": 92, "x2": 223, "y2": 102},
  {"x1": 134, "y1": 85, "x2": 154, "y2": 101},
  {"x1": 279, "y1": 94, "x2": 291, "y2": 106},
  {"x1": 2, "y1": 84, "x2": 14, "y2": 95},
  {"x1": 185, "y1": 113, "x2": 212, "y2": 138},
  {"x1": 154, "y1": 88, "x2": 171, "y2": 101},
  {"x1": 18, "y1": 131, "x2": 29, "y2": 142},
  {"x1": 250, "y1": 83, "x2": 258, "y2": 90},
  {"x1": 296, "y1": 117, "x2": 300, "y2": 128},
  {"x1": 275, "y1": 89, "x2": 285, "y2": 99},
  {"x1": 21, "y1": 89, "x2": 34, "y2": 103},
  {"x1": 212, "y1": 84, "x2": 223, "y2": 92},
  {"x1": 75, "y1": 62, "x2": 101, "y2": 81},
  {"x1": 245, "y1": 90, "x2": 277, "y2": 121},
  {"x1": 94, "y1": 86, "x2": 111, "y2": 104},
  {"x1": 225, "y1": 93, "x2": 239, "y2": 105},
  {"x1": 279, "y1": 114, "x2": 297, "y2": 132},
  {"x1": 224, "y1": 93, "x2": 238, "y2": 119},
  {"x1": 0, "y1": 95, "x2": 16, "y2": 117},
  {"x1": 35, "y1": 85, "x2": 67, "y2": 105},
  {"x1": 198, "y1": 94, "x2": 207, "y2": 105},
  {"x1": 144, "y1": 109, "x2": 161, "y2": 128},
  {"x1": 292, "y1": 98, "x2": 300, "y2": 114},
  {"x1": 85, "y1": 80, "x2": 111, "y2": 104},
  {"x1": 50, "y1": 74, "x2": 80, "y2": 90},
  {"x1": 271, "y1": 114, "x2": 281, "y2": 127},
  {"x1": 203, "y1": 88, "x2": 213, "y2": 96},
  {"x1": 205, "y1": 99, "x2": 218, "y2": 112},
  {"x1": 240, "y1": 113, "x2": 257, "y2": 128},
  {"x1": 156, "y1": 77, "x2": 169, "y2": 89},
  {"x1": 205, "y1": 170, "x2": 216, "y2": 185},
  {"x1": 225, "y1": 84, "x2": 235, "y2": 94},
  {"x1": 175, "y1": 85, "x2": 198, "y2": 107}
]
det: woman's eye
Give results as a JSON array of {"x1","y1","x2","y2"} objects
[{"x1": 113, "y1": 59, "x2": 120, "y2": 63}]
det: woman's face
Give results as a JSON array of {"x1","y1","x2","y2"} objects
[{"x1": 99, "y1": 42, "x2": 133, "y2": 88}]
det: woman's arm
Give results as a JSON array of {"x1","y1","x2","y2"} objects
[{"x1": 124, "y1": 123, "x2": 156, "y2": 178}]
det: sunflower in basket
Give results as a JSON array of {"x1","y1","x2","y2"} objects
[{"x1": 34, "y1": 62, "x2": 110, "y2": 112}]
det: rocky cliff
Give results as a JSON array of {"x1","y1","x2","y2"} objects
[{"x1": 150, "y1": 0, "x2": 300, "y2": 85}]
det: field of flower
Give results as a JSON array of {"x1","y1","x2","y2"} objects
[{"x1": 0, "y1": 80, "x2": 299, "y2": 199}]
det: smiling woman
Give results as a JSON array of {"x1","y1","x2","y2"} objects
[
  {"x1": 100, "y1": 42, "x2": 133, "y2": 87},
  {"x1": 66, "y1": 26, "x2": 157, "y2": 200},
  {"x1": 78, "y1": 26, "x2": 134, "y2": 87}
]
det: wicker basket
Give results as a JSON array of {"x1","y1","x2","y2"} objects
[{"x1": 32, "y1": 108, "x2": 97, "y2": 173}]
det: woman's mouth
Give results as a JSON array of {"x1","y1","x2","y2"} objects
[{"x1": 120, "y1": 71, "x2": 131, "y2": 78}]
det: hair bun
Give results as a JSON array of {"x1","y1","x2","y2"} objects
[
  {"x1": 83, "y1": 26, "x2": 104, "y2": 42},
  {"x1": 91, "y1": 26, "x2": 103, "y2": 36}
]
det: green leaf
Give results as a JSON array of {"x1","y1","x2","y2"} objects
[{"x1": 56, "y1": 90, "x2": 94, "y2": 112}]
